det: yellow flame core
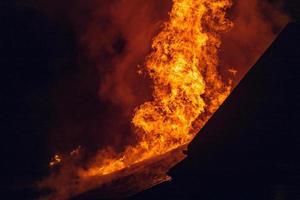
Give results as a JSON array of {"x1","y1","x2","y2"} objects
[{"x1": 79, "y1": 0, "x2": 233, "y2": 178}]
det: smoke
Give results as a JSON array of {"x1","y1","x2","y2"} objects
[
  {"x1": 93, "y1": 0, "x2": 171, "y2": 116},
  {"x1": 220, "y1": 0, "x2": 289, "y2": 85},
  {"x1": 28, "y1": 0, "x2": 171, "y2": 154},
  {"x1": 29, "y1": 0, "x2": 289, "y2": 154},
  {"x1": 27, "y1": 0, "x2": 289, "y2": 198}
]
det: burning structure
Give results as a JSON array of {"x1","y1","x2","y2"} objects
[
  {"x1": 34, "y1": 0, "x2": 292, "y2": 199},
  {"x1": 40, "y1": 1, "x2": 233, "y2": 199},
  {"x1": 11, "y1": 0, "x2": 288, "y2": 199},
  {"x1": 129, "y1": 23, "x2": 300, "y2": 200}
]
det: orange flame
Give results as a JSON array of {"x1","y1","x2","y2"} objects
[
  {"x1": 78, "y1": 0, "x2": 233, "y2": 178},
  {"x1": 38, "y1": 0, "x2": 290, "y2": 199}
]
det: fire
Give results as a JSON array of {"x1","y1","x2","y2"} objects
[
  {"x1": 40, "y1": 0, "x2": 234, "y2": 198},
  {"x1": 78, "y1": 0, "x2": 232, "y2": 178},
  {"x1": 38, "y1": 0, "x2": 291, "y2": 198}
]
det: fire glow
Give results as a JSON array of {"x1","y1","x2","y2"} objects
[
  {"x1": 79, "y1": 0, "x2": 232, "y2": 178},
  {"x1": 41, "y1": 0, "x2": 286, "y2": 199}
]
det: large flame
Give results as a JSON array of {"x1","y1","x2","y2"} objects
[
  {"x1": 78, "y1": 0, "x2": 233, "y2": 178},
  {"x1": 39, "y1": 0, "x2": 291, "y2": 198}
]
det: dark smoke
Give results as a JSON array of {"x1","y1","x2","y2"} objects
[
  {"x1": 17, "y1": 0, "x2": 290, "y2": 199},
  {"x1": 26, "y1": 0, "x2": 289, "y2": 162},
  {"x1": 220, "y1": 0, "x2": 289, "y2": 86},
  {"x1": 27, "y1": 0, "x2": 171, "y2": 155}
]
